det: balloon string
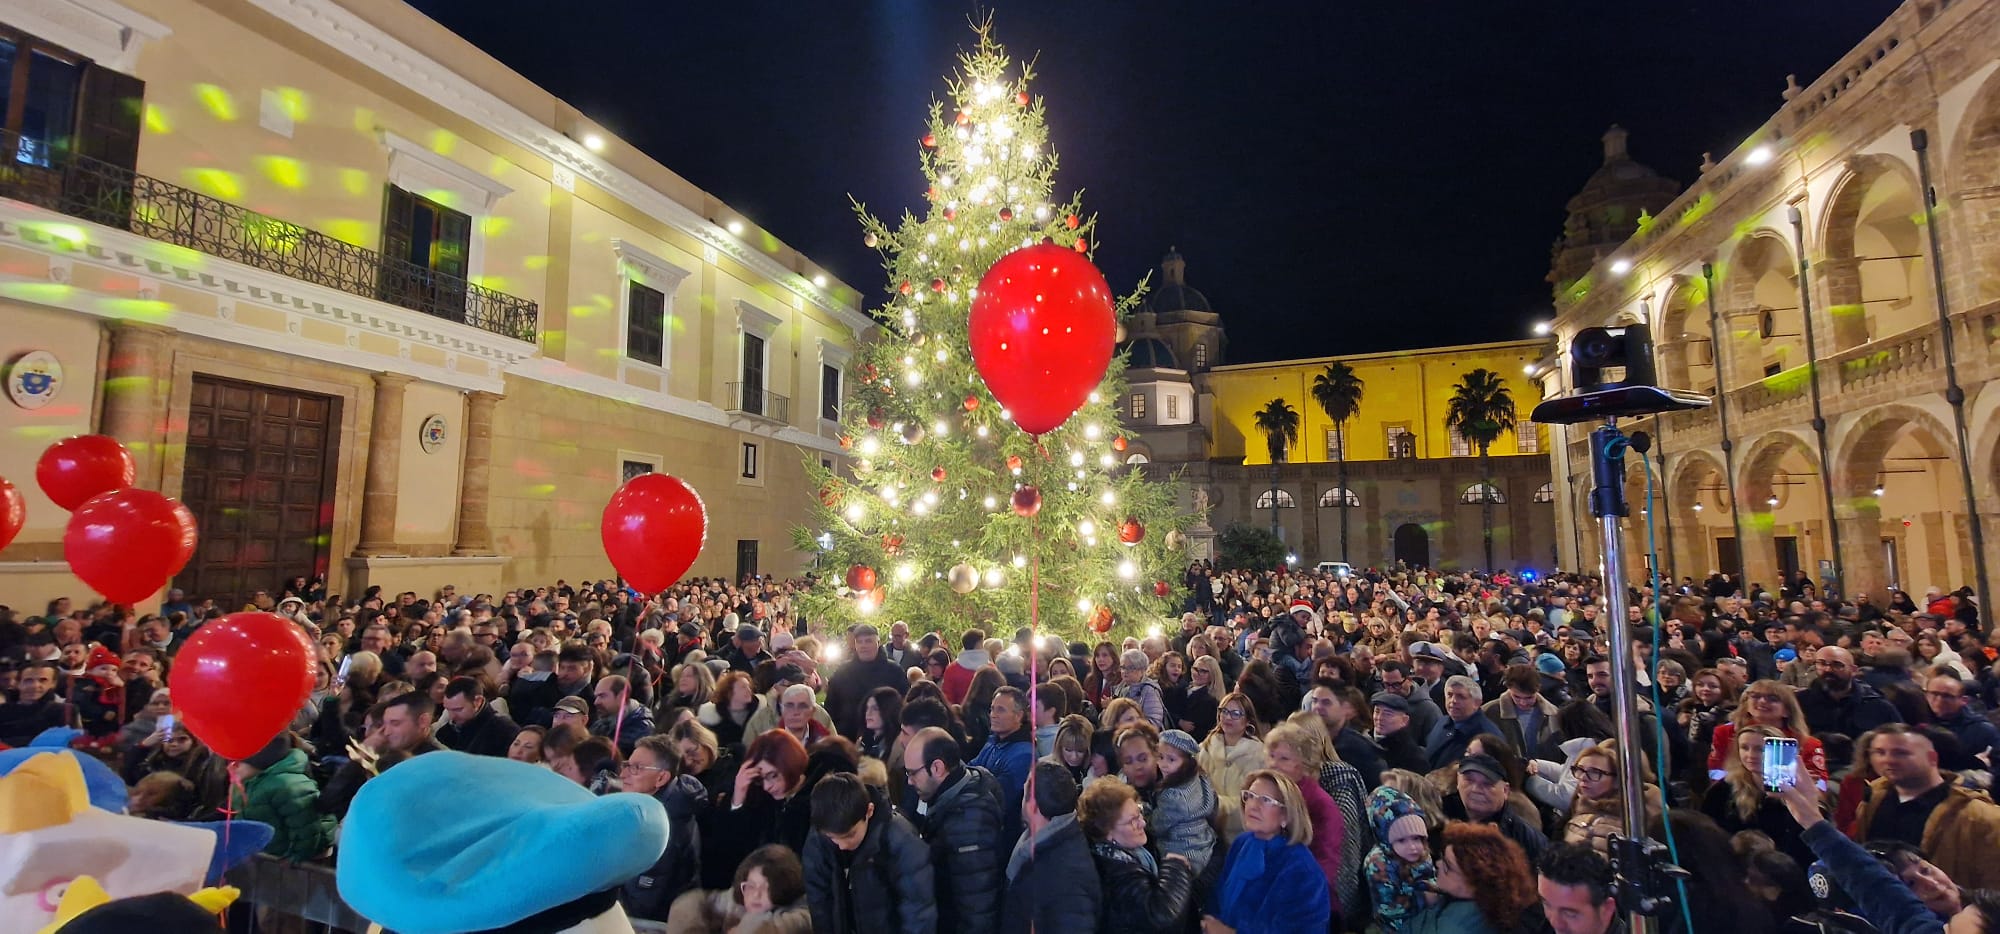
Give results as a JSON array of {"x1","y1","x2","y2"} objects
[{"x1": 1028, "y1": 507, "x2": 1039, "y2": 868}]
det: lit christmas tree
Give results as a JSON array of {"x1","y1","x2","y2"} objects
[{"x1": 793, "y1": 23, "x2": 1191, "y2": 642}]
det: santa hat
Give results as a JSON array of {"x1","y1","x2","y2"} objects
[
  {"x1": 1288, "y1": 598, "x2": 1316, "y2": 617},
  {"x1": 84, "y1": 645, "x2": 121, "y2": 673}
]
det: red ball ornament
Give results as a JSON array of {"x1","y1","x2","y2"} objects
[
  {"x1": 1006, "y1": 455, "x2": 1023, "y2": 471},
  {"x1": 867, "y1": 409, "x2": 886, "y2": 430},
  {"x1": 845, "y1": 564, "x2": 878, "y2": 593},
  {"x1": 898, "y1": 280, "x2": 913, "y2": 296},
  {"x1": 1074, "y1": 237, "x2": 1089, "y2": 254},
  {"x1": 1154, "y1": 580, "x2": 1171, "y2": 598},
  {"x1": 963, "y1": 395, "x2": 980, "y2": 412},
  {"x1": 838, "y1": 435, "x2": 853, "y2": 450},
  {"x1": 967, "y1": 244, "x2": 1117, "y2": 436},
  {"x1": 921, "y1": 132, "x2": 937, "y2": 149},
  {"x1": 1112, "y1": 436, "x2": 1128, "y2": 452},
  {"x1": 931, "y1": 466, "x2": 947, "y2": 482},
  {"x1": 819, "y1": 486, "x2": 839, "y2": 507},
  {"x1": 1011, "y1": 486, "x2": 1043, "y2": 517},
  {"x1": 943, "y1": 207, "x2": 957, "y2": 221},
  {"x1": 64, "y1": 488, "x2": 196, "y2": 605},
  {"x1": 37, "y1": 435, "x2": 136, "y2": 511},
  {"x1": 1017, "y1": 91, "x2": 1030, "y2": 107},
  {"x1": 931, "y1": 278, "x2": 947, "y2": 293},
  {"x1": 955, "y1": 109, "x2": 971, "y2": 126},
  {"x1": 601, "y1": 473, "x2": 708, "y2": 593},
  {"x1": 1065, "y1": 214, "x2": 1080, "y2": 230},
  {"x1": 999, "y1": 207, "x2": 1014, "y2": 221},
  {"x1": 864, "y1": 364, "x2": 879, "y2": 381},
  {"x1": 1088, "y1": 605, "x2": 1114, "y2": 634},
  {"x1": 1117, "y1": 518, "x2": 1145, "y2": 547},
  {"x1": 927, "y1": 186, "x2": 938, "y2": 201}
]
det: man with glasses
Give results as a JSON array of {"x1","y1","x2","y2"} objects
[
  {"x1": 1798, "y1": 646, "x2": 1900, "y2": 771},
  {"x1": 618, "y1": 734, "x2": 707, "y2": 923},
  {"x1": 1376, "y1": 659, "x2": 1441, "y2": 739},
  {"x1": 901, "y1": 726, "x2": 1002, "y2": 934},
  {"x1": 1925, "y1": 675, "x2": 2000, "y2": 770}
]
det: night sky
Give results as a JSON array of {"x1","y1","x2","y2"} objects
[{"x1": 408, "y1": 0, "x2": 1896, "y2": 364}]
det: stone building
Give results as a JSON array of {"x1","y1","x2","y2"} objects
[
  {"x1": 0, "y1": 0, "x2": 871, "y2": 609},
  {"x1": 1121, "y1": 252, "x2": 1556, "y2": 571},
  {"x1": 1538, "y1": 0, "x2": 2000, "y2": 601}
]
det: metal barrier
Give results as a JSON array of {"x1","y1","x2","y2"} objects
[{"x1": 226, "y1": 854, "x2": 372, "y2": 932}]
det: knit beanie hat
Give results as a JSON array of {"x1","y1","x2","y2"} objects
[
  {"x1": 244, "y1": 735, "x2": 291, "y2": 771},
  {"x1": 1366, "y1": 785, "x2": 1428, "y2": 841},
  {"x1": 84, "y1": 645, "x2": 121, "y2": 673},
  {"x1": 1158, "y1": 729, "x2": 1199, "y2": 759}
]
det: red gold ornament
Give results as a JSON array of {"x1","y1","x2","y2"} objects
[
  {"x1": 931, "y1": 278, "x2": 947, "y2": 293},
  {"x1": 1016, "y1": 91, "x2": 1030, "y2": 107},
  {"x1": 1006, "y1": 455, "x2": 1023, "y2": 471},
  {"x1": 999, "y1": 207, "x2": 1014, "y2": 221},
  {"x1": 956, "y1": 109, "x2": 971, "y2": 126},
  {"x1": 1117, "y1": 518, "x2": 1145, "y2": 546},
  {"x1": 963, "y1": 395, "x2": 980, "y2": 411},
  {"x1": 845, "y1": 564, "x2": 878, "y2": 593},
  {"x1": 1112, "y1": 436, "x2": 1128, "y2": 452},
  {"x1": 882, "y1": 533, "x2": 905, "y2": 555},
  {"x1": 838, "y1": 435, "x2": 852, "y2": 450},
  {"x1": 1154, "y1": 580, "x2": 1171, "y2": 597},
  {"x1": 1011, "y1": 486, "x2": 1043, "y2": 517},
  {"x1": 943, "y1": 207, "x2": 957, "y2": 221},
  {"x1": 898, "y1": 281, "x2": 912, "y2": 296},
  {"x1": 1088, "y1": 605, "x2": 1114, "y2": 634},
  {"x1": 1074, "y1": 237, "x2": 1088, "y2": 253},
  {"x1": 921, "y1": 133, "x2": 937, "y2": 149},
  {"x1": 931, "y1": 466, "x2": 947, "y2": 482},
  {"x1": 867, "y1": 409, "x2": 886, "y2": 430}
]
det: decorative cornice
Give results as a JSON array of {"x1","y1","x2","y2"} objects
[
  {"x1": 243, "y1": 0, "x2": 878, "y2": 341},
  {"x1": 11, "y1": 0, "x2": 171, "y2": 75},
  {"x1": 507, "y1": 355, "x2": 844, "y2": 457},
  {"x1": 379, "y1": 129, "x2": 513, "y2": 212},
  {"x1": 610, "y1": 238, "x2": 692, "y2": 288},
  {"x1": 734, "y1": 299, "x2": 782, "y2": 337}
]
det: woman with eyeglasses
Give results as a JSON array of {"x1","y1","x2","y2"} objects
[
  {"x1": 1200, "y1": 770, "x2": 1331, "y2": 934},
  {"x1": 1698, "y1": 723, "x2": 1821, "y2": 870},
  {"x1": 1079, "y1": 779, "x2": 1197, "y2": 933},
  {"x1": 1559, "y1": 740, "x2": 1663, "y2": 855},
  {"x1": 1705, "y1": 679, "x2": 1829, "y2": 786},
  {"x1": 1199, "y1": 691, "x2": 1266, "y2": 840}
]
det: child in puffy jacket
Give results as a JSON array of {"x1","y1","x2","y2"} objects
[
  {"x1": 1363, "y1": 785, "x2": 1437, "y2": 934},
  {"x1": 230, "y1": 734, "x2": 336, "y2": 864},
  {"x1": 1150, "y1": 730, "x2": 1219, "y2": 877}
]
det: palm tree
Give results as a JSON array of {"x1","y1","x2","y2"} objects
[
  {"x1": 1252, "y1": 398, "x2": 1300, "y2": 539},
  {"x1": 1310, "y1": 362, "x2": 1364, "y2": 563},
  {"x1": 1444, "y1": 368, "x2": 1518, "y2": 572}
]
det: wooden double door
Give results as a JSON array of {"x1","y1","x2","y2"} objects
[{"x1": 174, "y1": 376, "x2": 340, "y2": 609}]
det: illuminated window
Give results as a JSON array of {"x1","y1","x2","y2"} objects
[
  {"x1": 624, "y1": 281, "x2": 665, "y2": 366},
  {"x1": 1448, "y1": 426, "x2": 1472, "y2": 457},
  {"x1": 1460, "y1": 482, "x2": 1506, "y2": 505},
  {"x1": 1318, "y1": 488, "x2": 1359, "y2": 508},
  {"x1": 1325, "y1": 427, "x2": 1345, "y2": 461},
  {"x1": 1194, "y1": 344, "x2": 1208, "y2": 369},
  {"x1": 741, "y1": 442, "x2": 759, "y2": 479},
  {"x1": 1125, "y1": 453, "x2": 1150, "y2": 465},
  {"x1": 1534, "y1": 482, "x2": 1555, "y2": 503},
  {"x1": 1130, "y1": 393, "x2": 1147, "y2": 420},
  {"x1": 381, "y1": 185, "x2": 473, "y2": 320},
  {"x1": 1386, "y1": 425, "x2": 1416, "y2": 459},
  {"x1": 1255, "y1": 489, "x2": 1297, "y2": 509},
  {"x1": 1517, "y1": 428, "x2": 1541, "y2": 455}
]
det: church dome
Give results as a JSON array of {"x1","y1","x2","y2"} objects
[
  {"x1": 1141, "y1": 248, "x2": 1213, "y2": 317},
  {"x1": 1548, "y1": 126, "x2": 1681, "y2": 295},
  {"x1": 1122, "y1": 337, "x2": 1179, "y2": 369}
]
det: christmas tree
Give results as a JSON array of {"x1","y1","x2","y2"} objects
[{"x1": 792, "y1": 23, "x2": 1191, "y2": 642}]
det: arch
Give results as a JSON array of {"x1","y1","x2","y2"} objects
[
  {"x1": 1393, "y1": 523, "x2": 1430, "y2": 568},
  {"x1": 1818, "y1": 155, "x2": 1932, "y2": 349},
  {"x1": 1459, "y1": 482, "x2": 1506, "y2": 505},
  {"x1": 1654, "y1": 274, "x2": 1705, "y2": 392},
  {"x1": 1317, "y1": 487, "x2": 1359, "y2": 508},
  {"x1": 1948, "y1": 67, "x2": 2000, "y2": 307},
  {"x1": 1828, "y1": 402, "x2": 1956, "y2": 500},
  {"x1": 1717, "y1": 231, "x2": 1804, "y2": 385},
  {"x1": 1670, "y1": 448, "x2": 1734, "y2": 576},
  {"x1": 1255, "y1": 488, "x2": 1297, "y2": 509},
  {"x1": 1533, "y1": 482, "x2": 1555, "y2": 503},
  {"x1": 1124, "y1": 453, "x2": 1151, "y2": 465},
  {"x1": 1737, "y1": 430, "x2": 1820, "y2": 503}
]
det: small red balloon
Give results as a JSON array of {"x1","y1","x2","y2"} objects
[
  {"x1": 64, "y1": 488, "x2": 196, "y2": 605},
  {"x1": 1011, "y1": 486, "x2": 1043, "y2": 517},
  {"x1": 37, "y1": 435, "x2": 136, "y2": 511},
  {"x1": 601, "y1": 473, "x2": 708, "y2": 594},
  {"x1": 968, "y1": 244, "x2": 1117, "y2": 436},
  {"x1": 171, "y1": 611, "x2": 316, "y2": 760},
  {"x1": 1112, "y1": 436, "x2": 1128, "y2": 452},
  {"x1": 1154, "y1": 580, "x2": 1171, "y2": 598},
  {"x1": 1118, "y1": 518, "x2": 1146, "y2": 546},
  {"x1": 931, "y1": 466, "x2": 947, "y2": 482},
  {"x1": 0, "y1": 477, "x2": 21, "y2": 552},
  {"x1": 846, "y1": 564, "x2": 878, "y2": 593}
]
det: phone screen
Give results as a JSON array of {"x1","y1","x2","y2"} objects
[
  {"x1": 1762, "y1": 737, "x2": 1800, "y2": 792},
  {"x1": 158, "y1": 713, "x2": 176, "y2": 738},
  {"x1": 335, "y1": 655, "x2": 352, "y2": 685}
]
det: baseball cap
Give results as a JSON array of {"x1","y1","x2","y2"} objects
[
  {"x1": 554, "y1": 696, "x2": 590, "y2": 717},
  {"x1": 1459, "y1": 753, "x2": 1507, "y2": 784}
]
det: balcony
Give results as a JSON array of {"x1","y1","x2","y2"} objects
[
  {"x1": 726, "y1": 382, "x2": 789, "y2": 423},
  {"x1": 0, "y1": 132, "x2": 538, "y2": 342}
]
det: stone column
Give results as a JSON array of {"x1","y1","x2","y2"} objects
[
  {"x1": 99, "y1": 322, "x2": 172, "y2": 490},
  {"x1": 354, "y1": 372, "x2": 413, "y2": 556},
  {"x1": 1838, "y1": 504, "x2": 1887, "y2": 599},
  {"x1": 453, "y1": 390, "x2": 502, "y2": 556},
  {"x1": 1815, "y1": 257, "x2": 1871, "y2": 351},
  {"x1": 1298, "y1": 477, "x2": 1321, "y2": 561}
]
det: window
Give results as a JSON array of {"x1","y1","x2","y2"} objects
[
  {"x1": 741, "y1": 442, "x2": 759, "y2": 479},
  {"x1": 1764, "y1": 362, "x2": 1783, "y2": 377},
  {"x1": 380, "y1": 185, "x2": 473, "y2": 321},
  {"x1": 1130, "y1": 393, "x2": 1147, "y2": 420},
  {"x1": 1517, "y1": 427, "x2": 1541, "y2": 455},
  {"x1": 1324, "y1": 427, "x2": 1345, "y2": 461},
  {"x1": 1385, "y1": 425, "x2": 1415, "y2": 460},
  {"x1": 1125, "y1": 453, "x2": 1150, "y2": 465},
  {"x1": 821, "y1": 364, "x2": 842, "y2": 421},
  {"x1": 0, "y1": 28, "x2": 145, "y2": 226},
  {"x1": 1448, "y1": 425, "x2": 1472, "y2": 457},
  {"x1": 1254, "y1": 488, "x2": 1297, "y2": 509},
  {"x1": 1318, "y1": 487, "x2": 1359, "y2": 508},
  {"x1": 622, "y1": 460, "x2": 654, "y2": 484},
  {"x1": 1460, "y1": 482, "x2": 1506, "y2": 505},
  {"x1": 1759, "y1": 310, "x2": 1776, "y2": 339},
  {"x1": 1534, "y1": 482, "x2": 1556, "y2": 503},
  {"x1": 625, "y1": 281, "x2": 666, "y2": 366},
  {"x1": 743, "y1": 333, "x2": 766, "y2": 398},
  {"x1": 820, "y1": 457, "x2": 834, "y2": 472},
  {"x1": 1165, "y1": 394, "x2": 1179, "y2": 420},
  {"x1": 0, "y1": 36, "x2": 81, "y2": 167},
  {"x1": 733, "y1": 300, "x2": 782, "y2": 419},
  {"x1": 1193, "y1": 343, "x2": 1208, "y2": 369}
]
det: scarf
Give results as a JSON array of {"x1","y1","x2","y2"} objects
[{"x1": 1217, "y1": 832, "x2": 1288, "y2": 919}]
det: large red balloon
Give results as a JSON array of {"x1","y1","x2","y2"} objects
[
  {"x1": 968, "y1": 243, "x2": 1117, "y2": 436},
  {"x1": 602, "y1": 473, "x2": 708, "y2": 593},
  {"x1": 170, "y1": 612, "x2": 316, "y2": 760},
  {"x1": 37, "y1": 435, "x2": 136, "y2": 511},
  {"x1": 63, "y1": 488, "x2": 197, "y2": 605},
  {"x1": 0, "y1": 477, "x2": 22, "y2": 552}
]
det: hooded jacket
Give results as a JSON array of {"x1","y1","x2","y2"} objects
[
  {"x1": 999, "y1": 814, "x2": 1098, "y2": 934},
  {"x1": 623, "y1": 774, "x2": 709, "y2": 921},
  {"x1": 233, "y1": 747, "x2": 336, "y2": 863},
  {"x1": 1089, "y1": 837, "x2": 1196, "y2": 934},
  {"x1": 940, "y1": 648, "x2": 991, "y2": 705},
  {"x1": 1362, "y1": 786, "x2": 1437, "y2": 934},
  {"x1": 1150, "y1": 771, "x2": 1219, "y2": 876},
  {"x1": 1851, "y1": 774, "x2": 2000, "y2": 891},
  {"x1": 803, "y1": 783, "x2": 937, "y2": 934},
  {"x1": 912, "y1": 765, "x2": 1004, "y2": 934}
]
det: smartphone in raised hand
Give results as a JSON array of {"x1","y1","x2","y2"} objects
[{"x1": 1762, "y1": 736, "x2": 1799, "y2": 792}]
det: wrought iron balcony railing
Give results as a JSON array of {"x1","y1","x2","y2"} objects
[
  {"x1": 726, "y1": 382, "x2": 790, "y2": 423},
  {"x1": 0, "y1": 132, "x2": 539, "y2": 342}
]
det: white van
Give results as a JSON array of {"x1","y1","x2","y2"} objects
[{"x1": 1314, "y1": 561, "x2": 1353, "y2": 578}]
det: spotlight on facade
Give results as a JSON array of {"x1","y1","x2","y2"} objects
[
  {"x1": 813, "y1": 274, "x2": 828, "y2": 287},
  {"x1": 1533, "y1": 320, "x2": 1552, "y2": 336},
  {"x1": 1524, "y1": 363, "x2": 1539, "y2": 376},
  {"x1": 1692, "y1": 502, "x2": 1703, "y2": 512},
  {"x1": 1609, "y1": 259, "x2": 1631, "y2": 275},
  {"x1": 1767, "y1": 495, "x2": 1780, "y2": 506},
  {"x1": 582, "y1": 133, "x2": 606, "y2": 153},
  {"x1": 1745, "y1": 145, "x2": 1773, "y2": 166},
  {"x1": 727, "y1": 220, "x2": 745, "y2": 235},
  {"x1": 1873, "y1": 485, "x2": 1885, "y2": 497}
]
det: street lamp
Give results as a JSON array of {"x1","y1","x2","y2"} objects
[
  {"x1": 1285, "y1": 553, "x2": 1297, "y2": 566},
  {"x1": 1533, "y1": 320, "x2": 1553, "y2": 336}
]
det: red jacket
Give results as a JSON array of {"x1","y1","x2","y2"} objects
[
  {"x1": 1707, "y1": 721, "x2": 1830, "y2": 786},
  {"x1": 940, "y1": 649, "x2": 991, "y2": 705}
]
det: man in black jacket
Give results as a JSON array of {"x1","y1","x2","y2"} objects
[
  {"x1": 1000, "y1": 761, "x2": 1099, "y2": 934},
  {"x1": 804, "y1": 773, "x2": 936, "y2": 934},
  {"x1": 824, "y1": 624, "x2": 908, "y2": 738},
  {"x1": 621, "y1": 735, "x2": 707, "y2": 922},
  {"x1": 436, "y1": 676, "x2": 520, "y2": 757},
  {"x1": 903, "y1": 726, "x2": 1003, "y2": 934},
  {"x1": 1799, "y1": 646, "x2": 1902, "y2": 771}
]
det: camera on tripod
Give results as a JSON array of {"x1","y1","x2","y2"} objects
[{"x1": 1530, "y1": 322, "x2": 1710, "y2": 425}]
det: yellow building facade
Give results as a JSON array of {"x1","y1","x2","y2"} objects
[{"x1": 0, "y1": 0, "x2": 872, "y2": 610}]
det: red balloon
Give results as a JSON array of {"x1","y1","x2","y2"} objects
[
  {"x1": 602, "y1": 473, "x2": 708, "y2": 593},
  {"x1": 37, "y1": 435, "x2": 135, "y2": 511},
  {"x1": 969, "y1": 244, "x2": 1116, "y2": 435},
  {"x1": 0, "y1": 477, "x2": 22, "y2": 552},
  {"x1": 64, "y1": 489, "x2": 196, "y2": 605},
  {"x1": 170, "y1": 611, "x2": 315, "y2": 760}
]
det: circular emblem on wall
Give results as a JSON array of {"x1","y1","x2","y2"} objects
[
  {"x1": 419, "y1": 413, "x2": 448, "y2": 453},
  {"x1": 5, "y1": 351, "x2": 63, "y2": 409}
]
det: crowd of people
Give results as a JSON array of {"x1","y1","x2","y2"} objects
[{"x1": 6, "y1": 561, "x2": 2000, "y2": 934}]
